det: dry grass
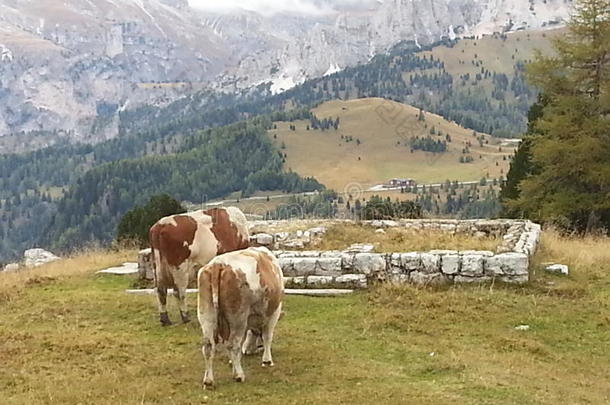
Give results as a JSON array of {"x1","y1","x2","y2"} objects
[
  {"x1": 312, "y1": 223, "x2": 499, "y2": 252},
  {"x1": 0, "y1": 249, "x2": 135, "y2": 303},
  {"x1": 270, "y1": 98, "x2": 514, "y2": 191},
  {"x1": 532, "y1": 230, "x2": 610, "y2": 275},
  {"x1": 0, "y1": 230, "x2": 608, "y2": 404},
  {"x1": 422, "y1": 29, "x2": 559, "y2": 80}
]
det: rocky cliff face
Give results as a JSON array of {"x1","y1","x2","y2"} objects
[
  {"x1": 212, "y1": 0, "x2": 572, "y2": 93},
  {"x1": 0, "y1": 0, "x2": 572, "y2": 149},
  {"x1": 0, "y1": 0, "x2": 230, "y2": 148}
]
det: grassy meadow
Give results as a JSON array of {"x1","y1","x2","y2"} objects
[
  {"x1": 1, "y1": 231, "x2": 609, "y2": 404},
  {"x1": 269, "y1": 98, "x2": 514, "y2": 191},
  {"x1": 421, "y1": 29, "x2": 558, "y2": 81}
]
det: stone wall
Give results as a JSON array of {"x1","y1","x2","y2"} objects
[
  {"x1": 138, "y1": 219, "x2": 542, "y2": 288},
  {"x1": 259, "y1": 219, "x2": 541, "y2": 288}
]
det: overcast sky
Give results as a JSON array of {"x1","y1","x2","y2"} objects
[{"x1": 188, "y1": 0, "x2": 380, "y2": 16}]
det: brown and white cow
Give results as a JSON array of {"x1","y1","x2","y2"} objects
[
  {"x1": 149, "y1": 207, "x2": 249, "y2": 326},
  {"x1": 197, "y1": 247, "x2": 284, "y2": 388}
]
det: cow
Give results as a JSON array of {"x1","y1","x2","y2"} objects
[
  {"x1": 149, "y1": 207, "x2": 249, "y2": 326},
  {"x1": 197, "y1": 247, "x2": 284, "y2": 389}
]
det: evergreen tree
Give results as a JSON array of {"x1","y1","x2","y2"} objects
[
  {"x1": 506, "y1": 0, "x2": 610, "y2": 231},
  {"x1": 116, "y1": 194, "x2": 185, "y2": 246}
]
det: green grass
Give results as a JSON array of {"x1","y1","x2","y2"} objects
[{"x1": 1, "y1": 232, "x2": 609, "y2": 404}]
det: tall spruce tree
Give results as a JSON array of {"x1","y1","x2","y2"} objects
[
  {"x1": 501, "y1": 94, "x2": 548, "y2": 211},
  {"x1": 505, "y1": 0, "x2": 610, "y2": 232}
]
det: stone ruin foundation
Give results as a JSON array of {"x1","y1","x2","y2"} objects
[{"x1": 138, "y1": 219, "x2": 541, "y2": 289}]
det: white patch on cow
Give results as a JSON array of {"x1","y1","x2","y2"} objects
[
  {"x1": 211, "y1": 250, "x2": 261, "y2": 292},
  {"x1": 252, "y1": 247, "x2": 284, "y2": 281},
  {"x1": 225, "y1": 206, "x2": 250, "y2": 242},
  {"x1": 187, "y1": 211, "x2": 218, "y2": 266},
  {"x1": 186, "y1": 210, "x2": 213, "y2": 224},
  {"x1": 158, "y1": 215, "x2": 178, "y2": 226}
]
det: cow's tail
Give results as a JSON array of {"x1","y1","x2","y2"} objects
[
  {"x1": 211, "y1": 266, "x2": 221, "y2": 313},
  {"x1": 200, "y1": 264, "x2": 229, "y2": 343},
  {"x1": 149, "y1": 229, "x2": 158, "y2": 286}
]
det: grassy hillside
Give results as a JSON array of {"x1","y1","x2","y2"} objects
[
  {"x1": 1, "y1": 231, "x2": 609, "y2": 404},
  {"x1": 422, "y1": 29, "x2": 558, "y2": 79},
  {"x1": 270, "y1": 98, "x2": 515, "y2": 191}
]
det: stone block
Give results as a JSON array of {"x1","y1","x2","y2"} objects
[
  {"x1": 254, "y1": 233, "x2": 274, "y2": 246},
  {"x1": 335, "y1": 274, "x2": 367, "y2": 288},
  {"x1": 420, "y1": 253, "x2": 441, "y2": 273},
  {"x1": 307, "y1": 276, "x2": 333, "y2": 285},
  {"x1": 280, "y1": 257, "x2": 341, "y2": 277},
  {"x1": 410, "y1": 271, "x2": 447, "y2": 285},
  {"x1": 460, "y1": 254, "x2": 484, "y2": 276},
  {"x1": 341, "y1": 252, "x2": 355, "y2": 270},
  {"x1": 441, "y1": 254, "x2": 460, "y2": 275},
  {"x1": 399, "y1": 252, "x2": 420, "y2": 271},
  {"x1": 353, "y1": 253, "x2": 386, "y2": 275},
  {"x1": 460, "y1": 250, "x2": 494, "y2": 257},
  {"x1": 389, "y1": 253, "x2": 403, "y2": 275},
  {"x1": 315, "y1": 257, "x2": 342, "y2": 275},
  {"x1": 285, "y1": 276, "x2": 305, "y2": 286},
  {"x1": 485, "y1": 253, "x2": 529, "y2": 277}
]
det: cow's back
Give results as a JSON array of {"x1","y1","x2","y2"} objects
[{"x1": 206, "y1": 207, "x2": 250, "y2": 254}]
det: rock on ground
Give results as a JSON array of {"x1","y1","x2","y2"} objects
[
  {"x1": 2, "y1": 263, "x2": 20, "y2": 272},
  {"x1": 24, "y1": 248, "x2": 61, "y2": 268},
  {"x1": 545, "y1": 264, "x2": 569, "y2": 275}
]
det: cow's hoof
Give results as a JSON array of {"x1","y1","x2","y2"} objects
[
  {"x1": 203, "y1": 380, "x2": 215, "y2": 390},
  {"x1": 234, "y1": 376, "x2": 244, "y2": 383},
  {"x1": 160, "y1": 313, "x2": 172, "y2": 327},
  {"x1": 262, "y1": 361, "x2": 274, "y2": 368},
  {"x1": 180, "y1": 311, "x2": 191, "y2": 324}
]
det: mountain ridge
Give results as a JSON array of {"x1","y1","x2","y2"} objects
[{"x1": 0, "y1": 0, "x2": 571, "y2": 149}]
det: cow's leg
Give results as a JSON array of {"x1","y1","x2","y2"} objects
[
  {"x1": 157, "y1": 286, "x2": 172, "y2": 326},
  {"x1": 228, "y1": 324, "x2": 247, "y2": 382},
  {"x1": 242, "y1": 330, "x2": 259, "y2": 355},
  {"x1": 173, "y1": 287, "x2": 190, "y2": 324},
  {"x1": 174, "y1": 262, "x2": 191, "y2": 323},
  {"x1": 261, "y1": 303, "x2": 282, "y2": 367},
  {"x1": 202, "y1": 340, "x2": 215, "y2": 389}
]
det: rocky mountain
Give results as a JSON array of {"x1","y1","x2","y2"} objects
[
  {"x1": 0, "y1": 0, "x2": 232, "y2": 149},
  {"x1": 0, "y1": 0, "x2": 572, "y2": 150},
  {"x1": 212, "y1": 0, "x2": 572, "y2": 93}
]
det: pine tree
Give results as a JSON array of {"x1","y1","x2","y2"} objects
[{"x1": 506, "y1": 0, "x2": 610, "y2": 231}]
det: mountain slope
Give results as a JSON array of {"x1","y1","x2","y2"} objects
[{"x1": 270, "y1": 98, "x2": 514, "y2": 191}]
